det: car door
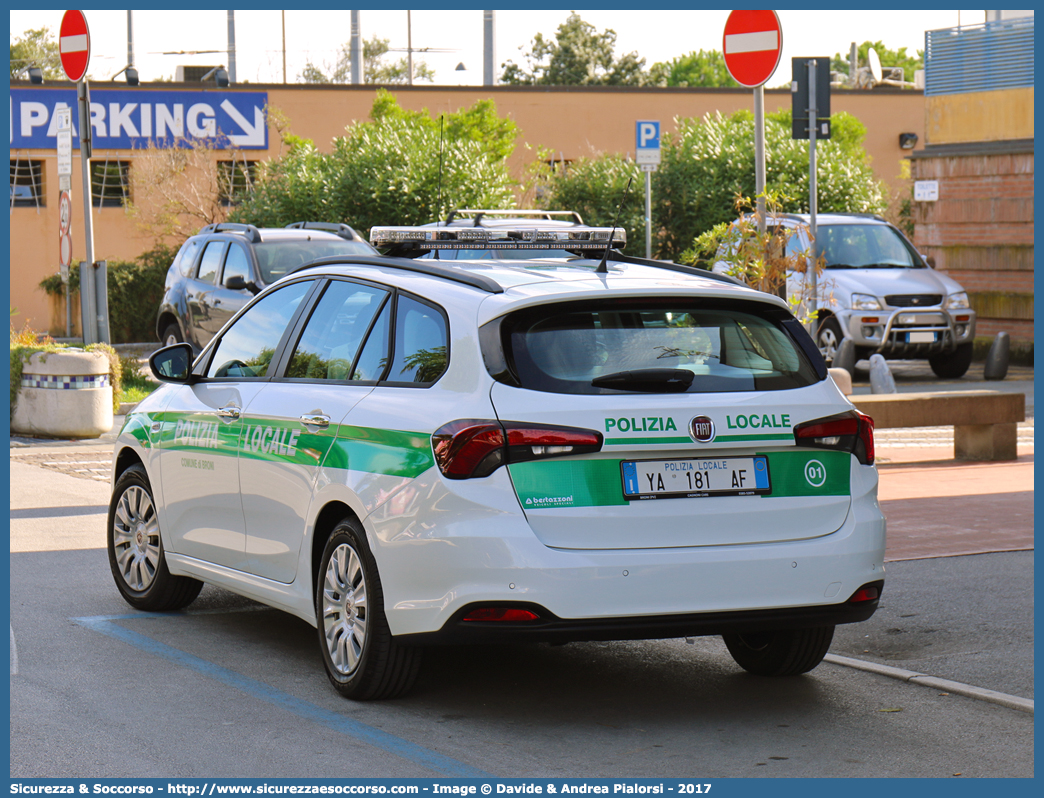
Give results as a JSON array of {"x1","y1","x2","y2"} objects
[
  {"x1": 154, "y1": 279, "x2": 315, "y2": 571},
  {"x1": 207, "y1": 242, "x2": 256, "y2": 337},
  {"x1": 238, "y1": 278, "x2": 392, "y2": 582}
]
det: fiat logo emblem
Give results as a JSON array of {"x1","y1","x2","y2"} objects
[{"x1": 690, "y1": 416, "x2": 715, "y2": 443}]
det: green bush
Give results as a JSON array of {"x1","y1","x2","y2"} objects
[
  {"x1": 230, "y1": 91, "x2": 518, "y2": 234},
  {"x1": 39, "y1": 243, "x2": 176, "y2": 344},
  {"x1": 538, "y1": 109, "x2": 888, "y2": 263},
  {"x1": 531, "y1": 154, "x2": 645, "y2": 256}
]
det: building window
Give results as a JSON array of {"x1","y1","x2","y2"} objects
[
  {"x1": 219, "y1": 160, "x2": 257, "y2": 205},
  {"x1": 91, "y1": 160, "x2": 130, "y2": 207},
  {"x1": 10, "y1": 159, "x2": 44, "y2": 209}
]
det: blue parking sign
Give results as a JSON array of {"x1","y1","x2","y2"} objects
[
  {"x1": 636, "y1": 120, "x2": 660, "y2": 150},
  {"x1": 635, "y1": 120, "x2": 660, "y2": 165}
]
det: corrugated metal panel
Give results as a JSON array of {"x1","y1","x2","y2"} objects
[{"x1": 925, "y1": 16, "x2": 1034, "y2": 96}]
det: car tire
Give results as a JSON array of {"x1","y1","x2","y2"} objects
[
  {"x1": 107, "y1": 464, "x2": 203, "y2": 611},
  {"x1": 928, "y1": 342, "x2": 974, "y2": 379},
  {"x1": 815, "y1": 317, "x2": 844, "y2": 366},
  {"x1": 722, "y1": 626, "x2": 835, "y2": 676},
  {"x1": 316, "y1": 518, "x2": 422, "y2": 700},
  {"x1": 161, "y1": 323, "x2": 183, "y2": 348}
]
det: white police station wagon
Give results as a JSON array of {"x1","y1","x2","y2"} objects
[{"x1": 109, "y1": 222, "x2": 885, "y2": 700}]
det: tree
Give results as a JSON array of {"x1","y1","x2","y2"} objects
[
  {"x1": 648, "y1": 50, "x2": 739, "y2": 88},
  {"x1": 10, "y1": 27, "x2": 63, "y2": 81},
  {"x1": 228, "y1": 91, "x2": 517, "y2": 235},
  {"x1": 126, "y1": 137, "x2": 238, "y2": 240},
  {"x1": 298, "y1": 35, "x2": 434, "y2": 84},
  {"x1": 832, "y1": 41, "x2": 923, "y2": 85},
  {"x1": 500, "y1": 12, "x2": 648, "y2": 86}
]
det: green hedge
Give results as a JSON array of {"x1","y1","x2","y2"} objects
[
  {"x1": 538, "y1": 109, "x2": 888, "y2": 263},
  {"x1": 40, "y1": 243, "x2": 176, "y2": 344}
]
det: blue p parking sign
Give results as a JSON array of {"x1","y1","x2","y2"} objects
[{"x1": 635, "y1": 120, "x2": 660, "y2": 165}]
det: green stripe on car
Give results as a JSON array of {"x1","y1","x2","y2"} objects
[{"x1": 326, "y1": 425, "x2": 434, "y2": 478}]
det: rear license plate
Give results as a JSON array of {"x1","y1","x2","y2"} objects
[
  {"x1": 907, "y1": 331, "x2": 937, "y2": 343},
  {"x1": 621, "y1": 456, "x2": 771, "y2": 500}
]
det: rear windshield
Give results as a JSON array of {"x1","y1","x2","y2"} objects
[
  {"x1": 492, "y1": 299, "x2": 821, "y2": 394},
  {"x1": 254, "y1": 239, "x2": 374, "y2": 283}
]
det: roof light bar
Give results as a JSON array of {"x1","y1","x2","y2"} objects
[{"x1": 370, "y1": 225, "x2": 626, "y2": 250}]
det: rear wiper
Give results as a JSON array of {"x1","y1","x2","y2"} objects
[{"x1": 591, "y1": 368, "x2": 694, "y2": 393}]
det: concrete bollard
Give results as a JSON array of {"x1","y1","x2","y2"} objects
[
  {"x1": 11, "y1": 349, "x2": 113, "y2": 438},
  {"x1": 984, "y1": 331, "x2": 1010, "y2": 381},
  {"x1": 828, "y1": 367, "x2": 853, "y2": 396},
  {"x1": 868, "y1": 354, "x2": 897, "y2": 394},
  {"x1": 833, "y1": 337, "x2": 856, "y2": 377}
]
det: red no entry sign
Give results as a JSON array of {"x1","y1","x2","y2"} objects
[
  {"x1": 59, "y1": 10, "x2": 91, "y2": 82},
  {"x1": 723, "y1": 10, "x2": 782, "y2": 88}
]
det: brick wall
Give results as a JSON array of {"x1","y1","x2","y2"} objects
[{"x1": 910, "y1": 144, "x2": 1034, "y2": 342}]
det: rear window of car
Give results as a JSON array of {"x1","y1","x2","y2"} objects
[
  {"x1": 254, "y1": 239, "x2": 375, "y2": 283},
  {"x1": 491, "y1": 298, "x2": 821, "y2": 394}
]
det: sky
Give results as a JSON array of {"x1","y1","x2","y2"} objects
[{"x1": 11, "y1": 8, "x2": 990, "y2": 88}]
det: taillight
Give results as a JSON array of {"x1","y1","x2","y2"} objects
[
  {"x1": 794, "y1": 410, "x2": 875, "y2": 465},
  {"x1": 431, "y1": 420, "x2": 506, "y2": 479},
  {"x1": 432, "y1": 419, "x2": 603, "y2": 479}
]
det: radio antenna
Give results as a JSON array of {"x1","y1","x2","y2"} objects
[{"x1": 595, "y1": 175, "x2": 633, "y2": 274}]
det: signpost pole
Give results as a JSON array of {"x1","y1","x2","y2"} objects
[
  {"x1": 645, "y1": 169, "x2": 652, "y2": 259},
  {"x1": 754, "y1": 84, "x2": 766, "y2": 235},
  {"x1": 77, "y1": 78, "x2": 97, "y2": 344},
  {"x1": 807, "y1": 59, "x2": 818, "y2": 328},
  {"x1": 56, "y1": 105, "x2": 73, "y2": 338}
]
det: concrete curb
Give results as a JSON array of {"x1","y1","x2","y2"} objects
[{"x1": 825, "y1": 653, "x2": 1034, "y2": 714}]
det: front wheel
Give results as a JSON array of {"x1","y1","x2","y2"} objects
[
  {"x1": 316, "y1": 519, "x2": 421, "y2": 700},
  {"x1": 815, "y1": 317, "x2": 844, "y2": 366},
  {"x1": 722, "y1": 626, "x2": 835, "y2": 676},
  {"x1": 108, "y1": 464, "x2": 203, "y2": 611},
  {"x1": 929, "y1": 342, "x2": 974, "y2": 379},
  {"x1": 161, "y1": 323, "x2": 183, "y2": 348}
]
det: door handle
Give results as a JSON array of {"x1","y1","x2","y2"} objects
[
  {"x1": 300, "y1": 414, "x2": 331, "y2": 428},
  {"x1": 217, "y1": 405, "x2": 241, "y2": 421}
]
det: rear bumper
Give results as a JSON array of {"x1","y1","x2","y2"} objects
[
  {"x1": 398, "y1": 582, "x2": 883, "y2": 645},
  {"x1": 369, "y1": 464, "x2": 886, "y2": 638}
]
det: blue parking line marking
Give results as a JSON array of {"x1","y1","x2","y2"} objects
[{"x1": 73, "y1": 614, "x2": 492, "y2": 778}]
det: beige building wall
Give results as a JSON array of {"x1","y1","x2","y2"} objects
[
  {"x1": 10, "y1": 83, "x2": 925, "y2": 335},
  {"x1": 926, "y1": 87, "x2": 1034, "y2": 145}
]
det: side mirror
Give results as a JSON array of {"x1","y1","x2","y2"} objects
[
  {"x1": 149, "y1": 343, "x2": 198, "y2": 384},
  {"x1": 225, "y1": 275, "x2": 260, "y2": 294},
  {"x1": 925, "y1": 255, "x2": 936, "y2": 269}
]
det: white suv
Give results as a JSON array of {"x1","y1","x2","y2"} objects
[
  {"x1": 109, "y1": 225, "x2": 886, "y2": 700},
  {"x1": 718, "y1": 214, "x2": 976, "y2": 378}
]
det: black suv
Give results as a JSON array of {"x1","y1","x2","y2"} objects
[{"x1": 156, "y1": 222, "x2": 376, "y2": 354}]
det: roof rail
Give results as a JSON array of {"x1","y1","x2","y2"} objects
[
  {"x1": 443, "y1": 209, "x2": 585, "y2": 225},
  {"x1": 199, "y1": 222, "x2": 261, "y2": 243},
  {"x1": 287, "y1": 254, "x2": 505, "y2": 294},
  {"x1": 603, "y1": 251, "x2": 748, "y2": 287},
  {"x1": 284, "y1": 221, "x2": 366, "y2": 242}
]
